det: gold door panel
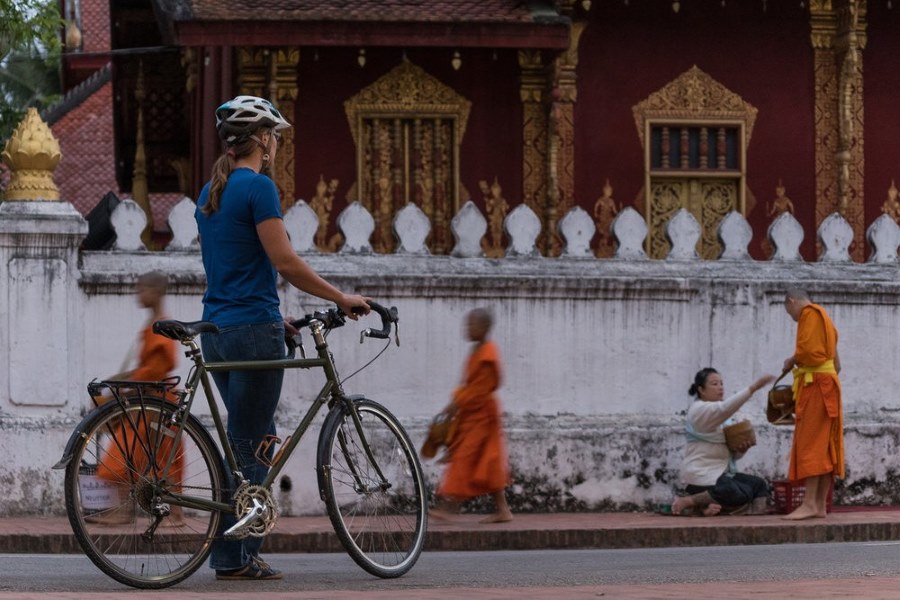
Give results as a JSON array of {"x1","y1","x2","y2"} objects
[{"x1": 648, "y1": 178, "x2": 739, "y2": 259}]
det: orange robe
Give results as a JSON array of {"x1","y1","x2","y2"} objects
[
  {"x1": 789, "y1": 304, "x2": 845, "y2": 481},
  {"x1": 97, "y1": 323, "x2": 183, "y2": 485},
  {"x1": 438, "y1": 341, "x2": 510, "y2": 500}
]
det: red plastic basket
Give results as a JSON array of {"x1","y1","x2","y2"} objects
[{"x1": 772, "y1": 479, "x2": 834, "y2": 514}]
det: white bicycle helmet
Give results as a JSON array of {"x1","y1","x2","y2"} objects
[{"x1": 215, "y1": 95, "x2": 291, "y2": 145}]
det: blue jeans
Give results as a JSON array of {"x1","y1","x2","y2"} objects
[{"x1": 201, "y1": 321, "x2": 285, "y2": 571}]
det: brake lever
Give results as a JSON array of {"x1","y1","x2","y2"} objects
[{"x1": 293, "y1": 333, "x2": 306, "y2": 358}]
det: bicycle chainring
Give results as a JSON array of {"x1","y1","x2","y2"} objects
[{"x1": 233, "y1": 484, "x2": 278, "y2": 537}]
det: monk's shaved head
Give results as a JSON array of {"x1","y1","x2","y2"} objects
[
  {"x1": 785, "y1": 286, "x2": 810, "y2": 302},
  {"x1": 468, "y1": 308, "x2": 493, "y2": 331},
  {"x1": 783, "y1": 286, "x2": 811, "y2": 321},
  {"x1": 138, "y1": 270, "x2": 169, "y2": 294},
  {"x1": 465, "y1": 308, "x2": 493, "y2": 342}
]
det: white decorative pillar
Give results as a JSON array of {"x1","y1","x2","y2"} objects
[{"x1": 0, "y1": 108, "x2": 87, "y2": 413}]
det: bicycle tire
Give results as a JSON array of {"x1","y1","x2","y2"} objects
[
  {"x1": 63, "y1": 396, "x2": 226, "y2": 589},
  {"x1": 318, "y1": 398, "x2": 427, "y2": 578}
]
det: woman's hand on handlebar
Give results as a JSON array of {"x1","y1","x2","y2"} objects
[
  {"x1": 283, "y1": 317, "x2": 300, "y2": 337},
  {"x1": 336, "y1": 294, "x2": 371, "y2": 320}
]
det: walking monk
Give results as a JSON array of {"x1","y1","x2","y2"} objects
[
  {"x1": 782, "y1": 287, "x2": 844, "y2": 520},
  {"x1": 431, "y1": 308, "x2": 513, "y2": 524},
  {"x1": 91, "y1": 271, "x2": 184, "y2": 526}
]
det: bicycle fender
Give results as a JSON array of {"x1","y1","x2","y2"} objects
[
  {"x1": 53, "y1": 403, "x2": 111, "y2": 470},
  {"x1": 315, "y1": 395, "x2": 366, "y2": 502}
]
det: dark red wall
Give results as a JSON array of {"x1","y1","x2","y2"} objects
[
  {"x1": 863, "y1": 2, "x2": 900, "y2": 234},
  {"x1": 575, "y1": 1, "x2": 816, "y2": 259},
  {"x1": 294, "y1": 47, "x2": 522, "y2": 241}
]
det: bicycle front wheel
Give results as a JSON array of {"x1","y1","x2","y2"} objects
[
  {"x1": 63, "y1": 396, "x2": 226, "y2": 589},
  {"x1": 318, "y1": 398, "x2": 427, "y2": 578}
]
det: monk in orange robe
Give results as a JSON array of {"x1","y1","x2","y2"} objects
[
  {"x1": 432, "y1": 308, "x2": 512, "y2": 524},
  {"x1": 782, "y1": 287, "x2": 844, "y2": 520},
  {"x1": 92, "y1": 272, "x2": 184, "y2": 525}
]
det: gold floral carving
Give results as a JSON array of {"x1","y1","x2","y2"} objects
[
  {"x1": 881, "y1": 180, "x2": 900, "y2": 223},
  {"x1": 480, "y1": 177, "x2": 510, "y2": 258},
  {"x1": 272, "y1": 48, "x2": 299, "y2": 214},
  {"x1": 542, "y1": 22, "x2": 585, "y2": 257},
  {"x1": 236, "y1": 47, "x2": 300, "y2": 212},
  {"x1": 344, "y1": 60, "x2": 471, "y2": 146},
  {"x1": 519, "y1": 50, "x2": 549, "y2": 253},
  {"x1": 1, "y1": 107, "x2": 61, "y2": 201},
  {"x1": 811, "y1": 2, "x2": 866, "y2": 261},
  {"x1": 632, "y1": 65, "x2": 758, "y2": 147},
  {"x1": 812, "y1": 48, "x2": 839, "y2": 229},
  {"x1": 344, "y1": 60, "x2": 471, "y2": 254},
  {"x1": 310, "y1": 174, "x2": 342, "y2": 252},
  {"x1": 237, "y1": 48, "x2": 268, "y2": 98},
  {"x1": 836, "y1": 1, "x2": 865, "y2": 260},
  {"x1": 593, "y1": 179, "x2": 621, "y2": 258}
]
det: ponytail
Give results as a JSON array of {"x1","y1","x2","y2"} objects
[
  {"x1": 202, "y1": 154, "x2": 234, "y2": 215},
  {"x1": 202, "y1": 131, "x2": 269, "y2": 215}
]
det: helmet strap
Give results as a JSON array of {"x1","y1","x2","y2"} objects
[{"x1": 249, "y1": 133, "x2": 272, "y2": 172}]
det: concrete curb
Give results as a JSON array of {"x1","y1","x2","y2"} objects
[{"x1": 3, "y1": 511, "x2": 900, "y2": 553}]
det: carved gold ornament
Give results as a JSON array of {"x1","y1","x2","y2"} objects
[
  {"x1": 633, "y1": 66, "x2": 757, "y2": 259},
  {"x1": 632, "y1": 65, "x2": 758, "y2": 147},
  {"x1": 593, "y1": 179, "x2": 621, "y2": 258},
  {"x1": 480, "y1": 177, "x2": 509, "y2": 258},
  {"x1": 345, "y1": 60, "x2": 471, "y2": 148},
  {"x1": 344, "y1": 60, "x2": 471, "y2": 254},
  {"x1": 1, "y1": 107, "x2": 61, "y2": 201},
  {"x1": 881, "y1": 180, "x2": 900, "y2": 223},
  {"x1": 310, "y1": 174, "x2": 342, "y2": 252},
  {"x1": 237, "y1": 47, "x2": 299, "y2": 214}
]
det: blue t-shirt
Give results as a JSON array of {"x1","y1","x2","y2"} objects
[{"x1": 195, "y1": 168, "x2": 283, "y2": 327}]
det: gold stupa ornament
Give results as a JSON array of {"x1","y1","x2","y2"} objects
[{"x1": 1, "y1": 107, "x2": 61, "y2": 201}]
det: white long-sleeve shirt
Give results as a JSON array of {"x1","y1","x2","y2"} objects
[{"x1": 680, "y1": 386, "x2": 754, "y2": 487}]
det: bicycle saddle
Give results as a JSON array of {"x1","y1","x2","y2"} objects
[{"x1": 153, "y1": 319, "x2": 220, "y2": 341}]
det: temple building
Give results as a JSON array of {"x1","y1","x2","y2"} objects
[
  {"x1": 6, "y1": 0, "x2": 900, "y2": 514},
  {"x1": 49, "y1": 0, "x2": 899, "y2": 259}
]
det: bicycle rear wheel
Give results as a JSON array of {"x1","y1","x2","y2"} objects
[
  {"x1": 63, "y1": 396, "x2": 226, "y2": 589},
  {"x1": 318, "y1": 398, "x2": 427, "y2": 578}
]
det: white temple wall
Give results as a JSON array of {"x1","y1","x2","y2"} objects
[{"x1": 3, "y1": 199, "x2": 900, "y2": 515}]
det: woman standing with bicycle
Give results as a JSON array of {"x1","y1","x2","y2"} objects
[{"x1": 195, "y1": 95, "x2": 370, "y2": 581}]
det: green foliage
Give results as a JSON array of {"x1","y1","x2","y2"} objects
[{"x1": 0, "y1": 0, "x2": 63, "y2": 144}]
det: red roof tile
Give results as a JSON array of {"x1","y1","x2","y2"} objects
[
  {"x1": 187, "y1": 0, "x2": 545, "y2": 23},
  {"x1": 80, "y1": 0, "x2": 111, "y2": 53}
]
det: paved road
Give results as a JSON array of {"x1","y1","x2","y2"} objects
[{"x1": 4, "y1": 542, "x2": 900, "y2": 598}]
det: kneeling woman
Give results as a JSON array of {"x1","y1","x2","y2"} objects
[{"x1": 673, "y1": 368, "x2": 775, "y2": 516}]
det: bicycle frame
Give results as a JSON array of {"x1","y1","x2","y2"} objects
[{"x1": 158, "y1": 319, "x2": 388, "y2": 515}]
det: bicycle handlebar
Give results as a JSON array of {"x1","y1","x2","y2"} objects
[
  {"x1": 356, "y1": 302, "x2": 398, "y2": 341},
  {"x1": 289, "y1": 301, "x2": 398, "y2": 341}
]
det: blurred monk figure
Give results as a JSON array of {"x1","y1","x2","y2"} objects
[
  {"x1": 431, "y1": 308, "x2": 513, "y2": 524},
  {"x1": 782, "y1": 287, "x2": 844, "y2": 520},
  {"x1": 92, "y1": 271, "x2": 184, "y2": 526}
]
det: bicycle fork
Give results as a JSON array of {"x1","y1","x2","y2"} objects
[{"x1": 338, "y1": 403, "x2": 392, "y2": 495}]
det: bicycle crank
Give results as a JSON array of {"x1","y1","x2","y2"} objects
[{"x1": 224, "y1": 484, "x2": 278, "y2": 538}]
